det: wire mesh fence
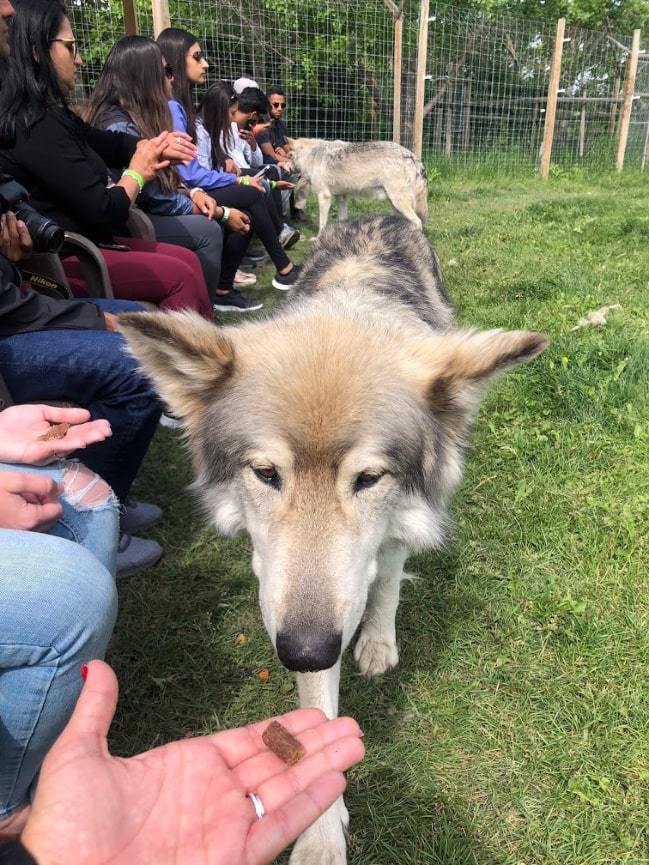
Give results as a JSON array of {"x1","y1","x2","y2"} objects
[{"x1": 68, "y1": 0, "x2": 647, "y2": 173}]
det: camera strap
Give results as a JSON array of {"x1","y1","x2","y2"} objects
[{"x1": 19, "y1": 267, "x2": 73, "y2": 301}]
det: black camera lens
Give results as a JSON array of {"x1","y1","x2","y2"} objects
[{"x1": 14, "y1": 201, "x2": 64, "y2": 253}]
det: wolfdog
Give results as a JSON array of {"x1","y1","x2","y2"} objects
[
  {"x1": 118, "y1": 216, "x2": 548, "y2": 865},
  {"x1": 285, "y1": 137, "x2": 429, "y2": 234}
]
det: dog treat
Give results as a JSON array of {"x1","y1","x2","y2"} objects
[
  {"x1": 38, "y1": 423, "x2": 71, "y2": 441},
  {"x1": 262, "y1": 720, "x2": 305, "y2": 766}
]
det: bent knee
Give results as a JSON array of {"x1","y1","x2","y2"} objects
[{"x1": 62, "y1": 462, "x2": 117, "y2": 510}]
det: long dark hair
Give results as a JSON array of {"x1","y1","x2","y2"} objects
[
  {"x1": 197, "y1": 81, "x2": 237, "y2": 170},
  {"x1": 0, "y1": 0, "x2": 70, "y2": 144},
  {"x1": 82, "y1": 35, "x2": 177, "y2": 191},
  {"x1": 156, "y1": 27, "x2": 200, "y2": 141}
]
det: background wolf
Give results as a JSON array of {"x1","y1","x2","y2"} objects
[
  {"x1": 119, "y1": 216, "x2": 548, "y2": 865},
  {"x1": 285, "y1": 138, "x2": 429, "y2": 233}
]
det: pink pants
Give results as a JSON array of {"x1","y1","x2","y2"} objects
[{"x1": 63, "y1": 236, "x2": 213, "y2": 320}]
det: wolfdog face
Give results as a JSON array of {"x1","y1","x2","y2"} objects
[{"x1": 119, "y1": 310, "x2": 547, "y2": 673}]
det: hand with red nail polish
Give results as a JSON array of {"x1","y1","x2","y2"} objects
[{"x1": 20, "y1": 660, "x2": 365, "y2": 865}]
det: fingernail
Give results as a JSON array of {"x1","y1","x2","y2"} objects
[{"x1": 80, "y1": 664, "x2": 88, "y2": 681}]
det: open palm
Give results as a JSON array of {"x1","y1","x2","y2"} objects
[
  {"x1": 0, "y1": 404, "x2": 111, "y2": 466},
  {"x1": 22, "y1": 662, "x2": 364, "y2": 865}
]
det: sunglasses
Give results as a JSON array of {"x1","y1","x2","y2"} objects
[
  {"x1": 52, "y1": 37, "x2": 79, "y2": 59},
  {"x1": 191, "y1": 50, "x2": 206, "y2": 62},
  {"x1": 271, "y1": 101, "x2": 286, "y2": 108},
  {"x1": 164, "y1": 63, "x2": 174, "y2": 80}
]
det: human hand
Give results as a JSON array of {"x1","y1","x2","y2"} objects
[
  {"x1": 225, "y1": 158, "x2": 241, "y2": 176},
  {"x1": 275, "y1": 180, "x2": 295, "y2": 190},
  {"x1": 22, "y1": 660, "x2": 365, "y2": 865},
  {"x1": 278, "y1": 160, "x2": 293, "y2": 172},
  {"x1": 0, "y1": 211, "x2": 33, "y2": 262},
  {"x1": 129, "y1": 134, "x2": 173, "y2": 183},
  {"x1": 160, "y1": 130, "x2": 198, "y2": 165},
  {"x1": 191, "y1": 190, "x2": 218, "y2": 219},
  {"x1": 0, "y1": 404, "x2": 112, "y2": 466},
  {"x1": 0, "y1": 471, "x2": 62, "y2": 531},
  {"x1": 103, "y1": 312, "x2": 119, "y2": 331},
  {"x1": 227, "y1": 208, "x2": 251, "y2": 234},
  {"x1": 239, "y1": 176, "x2": 265, "y2": 193}
]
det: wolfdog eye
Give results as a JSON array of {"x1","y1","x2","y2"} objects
[
  {"x1": 354, "y1": 471, "x2": 385, "y2": 492},
  {"x1": 252, "y1": 466, "x2": 280, "y2": 488}
]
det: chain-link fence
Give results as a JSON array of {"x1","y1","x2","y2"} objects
[{"x1": 68, "y1": 0, "x2": 647, "y2": 173}]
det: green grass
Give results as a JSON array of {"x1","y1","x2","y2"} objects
[{"x1": 109, "y1": 170, "x2": 649, "y2": 865}]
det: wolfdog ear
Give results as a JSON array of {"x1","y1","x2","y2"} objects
[
  {"x1": 426, "y1": 329, "x2": 549, "y2": 415},
  {"x1": 117, "y1": 311, "x2": 235, "y2": 420}
]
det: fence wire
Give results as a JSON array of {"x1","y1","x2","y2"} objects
[{"x1": 68, "y1": 0, "x2": 647, "y2": 172}]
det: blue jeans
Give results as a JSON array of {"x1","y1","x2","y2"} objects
[
  {"x1": 0, "y1": 299, "x2": 162, "y2": 502},
  {"x1": 0, "y1": 461, "x2": 120, "y2": 577},
  {"x1": 0, "y1": 530, "x2": 118, "y2": 817}
]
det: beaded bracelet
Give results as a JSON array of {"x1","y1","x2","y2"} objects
[{"x1": 122, "y1": 169, "x2": 145, "y2": 193}]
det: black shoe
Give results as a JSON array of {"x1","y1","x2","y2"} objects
[
  {"x1": 213, "y1": 290, "x2": 263, "y2": 312},
  {"x1": 291, "y1": 209, "x2": 307, "y2": 223},
  {"x1": 272, "y1": 264, "x2": 301, "y2": 291}
]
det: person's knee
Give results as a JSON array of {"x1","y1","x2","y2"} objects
[
  {"x1": 62, "y1": 462, "x2": 116, "y2": 510},
  {"x1": 200, "y1": 219, "x2": 224, "y2": 256}
]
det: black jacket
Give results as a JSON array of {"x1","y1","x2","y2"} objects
[{"x1": 0, "y1": 107, "x2": 139, "y2": 242}]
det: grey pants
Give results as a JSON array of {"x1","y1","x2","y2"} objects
[{"x1": 148, "y1": 214, "x2": 224, "y2": 304}]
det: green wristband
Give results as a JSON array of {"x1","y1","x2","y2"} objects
[
  {"x1": 219, "y1": 206, "x2": 231, "y2": 224},
  {"x1": 240, "y1": 175, "x2": 250, "y2": 186},
  {"x1": 122, "y1": 169, "x2": 145, "y2": 192},
  {"x1": 270, "y1": 180, "x2": 277, "y2": 189}
]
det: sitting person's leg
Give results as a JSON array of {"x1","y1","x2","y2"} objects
[
  {"x1": 0, "y1": 531, "x2": 118, "y2": 830},
  {"x1": 0, "y1": 323, "x2": 161, "y2": 504},
  {"x1": 0, "y1": 460, "x2": 120, "y2": 577},
  {"x1": 63, "y1": 245, "x2": 213, "y2": 320}
]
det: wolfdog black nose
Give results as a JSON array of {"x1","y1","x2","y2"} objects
[{"x1": 275, "y1": 629, "x2": 342, "y2": 672}]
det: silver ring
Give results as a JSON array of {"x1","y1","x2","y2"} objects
[
  {"x1": 175, "y1": 136, "x2": 181, "y2": 143},
  {"x1": 248, "y1": 791, "x2": 265, "y2": 820}
]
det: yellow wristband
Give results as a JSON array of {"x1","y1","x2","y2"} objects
[
  {"x1": 240, "y1": 175, "x2": 250, "y2": 186},
  {"x1": 122, "y1": 169, "x2": 144, "y2": 192}
]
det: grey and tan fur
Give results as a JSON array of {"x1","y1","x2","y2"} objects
[
  {"x1": 118, "y1": 216, "x2": 548, "y2": 865},
  {"x1": 285, "y1": 137, "x2": 429, "y2": 234}
]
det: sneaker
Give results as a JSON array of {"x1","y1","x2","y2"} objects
[
  {"x1": 117, "y1": 533, "x2": 163, "y2": 578},
  {"x1": 290, "y1": 209, "x2": 307, "y2": 223},
  {"x1": 245, "y1": 245, "x2": 267, "y2": 262},
  {"x1": 121, "y1": 499, "x2": 162, "y2": 535},
  {"x1": 272, "y1": 264, "x2": 300, "y2": 291},
  {"x1": 278, "y1": 224, "x2": 301, "y2": 250},
  {"x1": 240, "y1": 256, "x2": 259, "y2": 268},
  {"x1": 234, "y1": 269, "x2": 257, "y2": 286},
  {"x1": 213, "y1": 290, "x2": 263, "y2": 312}
]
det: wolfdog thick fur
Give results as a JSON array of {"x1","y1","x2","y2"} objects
[
  {"x1": 285, "y1": 138, "x2": 429, "y2": 233},
  {"x1": 118, "y1": 215, "x2": 548, "y2": 865}
]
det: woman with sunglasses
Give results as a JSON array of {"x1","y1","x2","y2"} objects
[
  {"x1": 0, "y1": 0, "x2": 213, "y2": 319},
  {"x1": 82, "y1": 36, "x2": 259, "y2": 311},
  {"x1": 157, "y1": 28, "x2": 301, "y2": 294}
]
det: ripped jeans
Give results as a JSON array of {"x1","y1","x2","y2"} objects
[{"x1": 0, "y1": 461, "x2": 119, "y2": 818}]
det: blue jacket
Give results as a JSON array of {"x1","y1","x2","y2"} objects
[{"x1": 168, "y1": 100, "x2": 238, "y2": 190}]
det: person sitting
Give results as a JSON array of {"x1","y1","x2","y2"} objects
[
  {"x1": 80, "y1": 35, "x2": 259, "y2": 310},
  {"x1": 258, "y1": 86, "x2": 309, "y2": 223},
  {"x1": 0, "y1": 209, "x2": 163, "y2": 575},
  {"x1": 197, "y1": 82, "x2": 299, "y2": 251},
  {"x1": 0, "y1": 0, "x2": 213, "y2": 319},
  {"x1": 0, "y1": 402, "x2": 120, "y2": 836},
  {"x1": 157, "y1": 27, "x2": 301, "y2": 294}
]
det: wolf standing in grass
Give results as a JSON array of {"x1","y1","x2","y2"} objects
[
  {"x1": 118, "y1": 215, "x2": 548, "y2": 865},
  {"x1": 285, "y1": 138, "x2": 429, "y2": 233}
]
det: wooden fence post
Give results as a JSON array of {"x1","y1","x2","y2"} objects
[
  {"x1": 578, "y1": 106, "x2": 586, "y2": 157},
  {"x1": 642, "y1": 115, "x2": 649, "y2": 172},
  {"x1": 539, "y1": 17, "x2": 565, "y2": 179},
  {"x1": 122, "y1": 0, "x2": 138, "y2": 35},
  {"x1": 616, "y1": 29, "x2": 641, "y2": 173},
  {"x1": 152, "y1": 0, "x2": 171, "y2": 38},
  {"x1": 413, "y1": 0, "x2": 430, "y2": 158},
  {"x1": 383, "y1": 0, "x2": 406, "y2": 145}
]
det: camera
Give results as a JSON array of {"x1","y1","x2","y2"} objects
[{"x1": 0, "y1": 176, "x2": 65, "y2": 253}]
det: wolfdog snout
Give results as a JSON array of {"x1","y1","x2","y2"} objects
[{"x1": 275, "y1": 628, "x2": 343, "y2": 672}]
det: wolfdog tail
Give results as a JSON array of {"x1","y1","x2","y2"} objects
[{"x1": 414, "y1": 160, "x2": 429, "y2": 223}]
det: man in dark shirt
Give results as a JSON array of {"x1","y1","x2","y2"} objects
[{"x1": 257, "y1": 88, "x2": 308, "y2": 222}]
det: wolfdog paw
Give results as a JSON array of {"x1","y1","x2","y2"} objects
[
  {"x1": 354, "y1": 628, "x2": 399, "y2": 677},
  {"x1": 289, "y1": 800, "x2": 348, "y2": 865}
]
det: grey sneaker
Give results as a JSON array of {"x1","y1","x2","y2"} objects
[
  {"x1": 159, "y1": 412, "x2": 183, "y2": 429},
  {"x1": 117, "y1": 533, "x2": 163, "y2": 578},
  {"x1": 278, "y1": 224, "x2": 300, "y2": 250},
  {"x1": 121, "y1": 499, "x2": 162, "y2": 534}
]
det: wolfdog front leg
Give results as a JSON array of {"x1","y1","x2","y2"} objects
[
  {"x1": 354, "y1": 541, "x2": 408, "y2": 677},
  {"x1": 289, "y1": 661, "x2": 349, "y2": 865}
]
